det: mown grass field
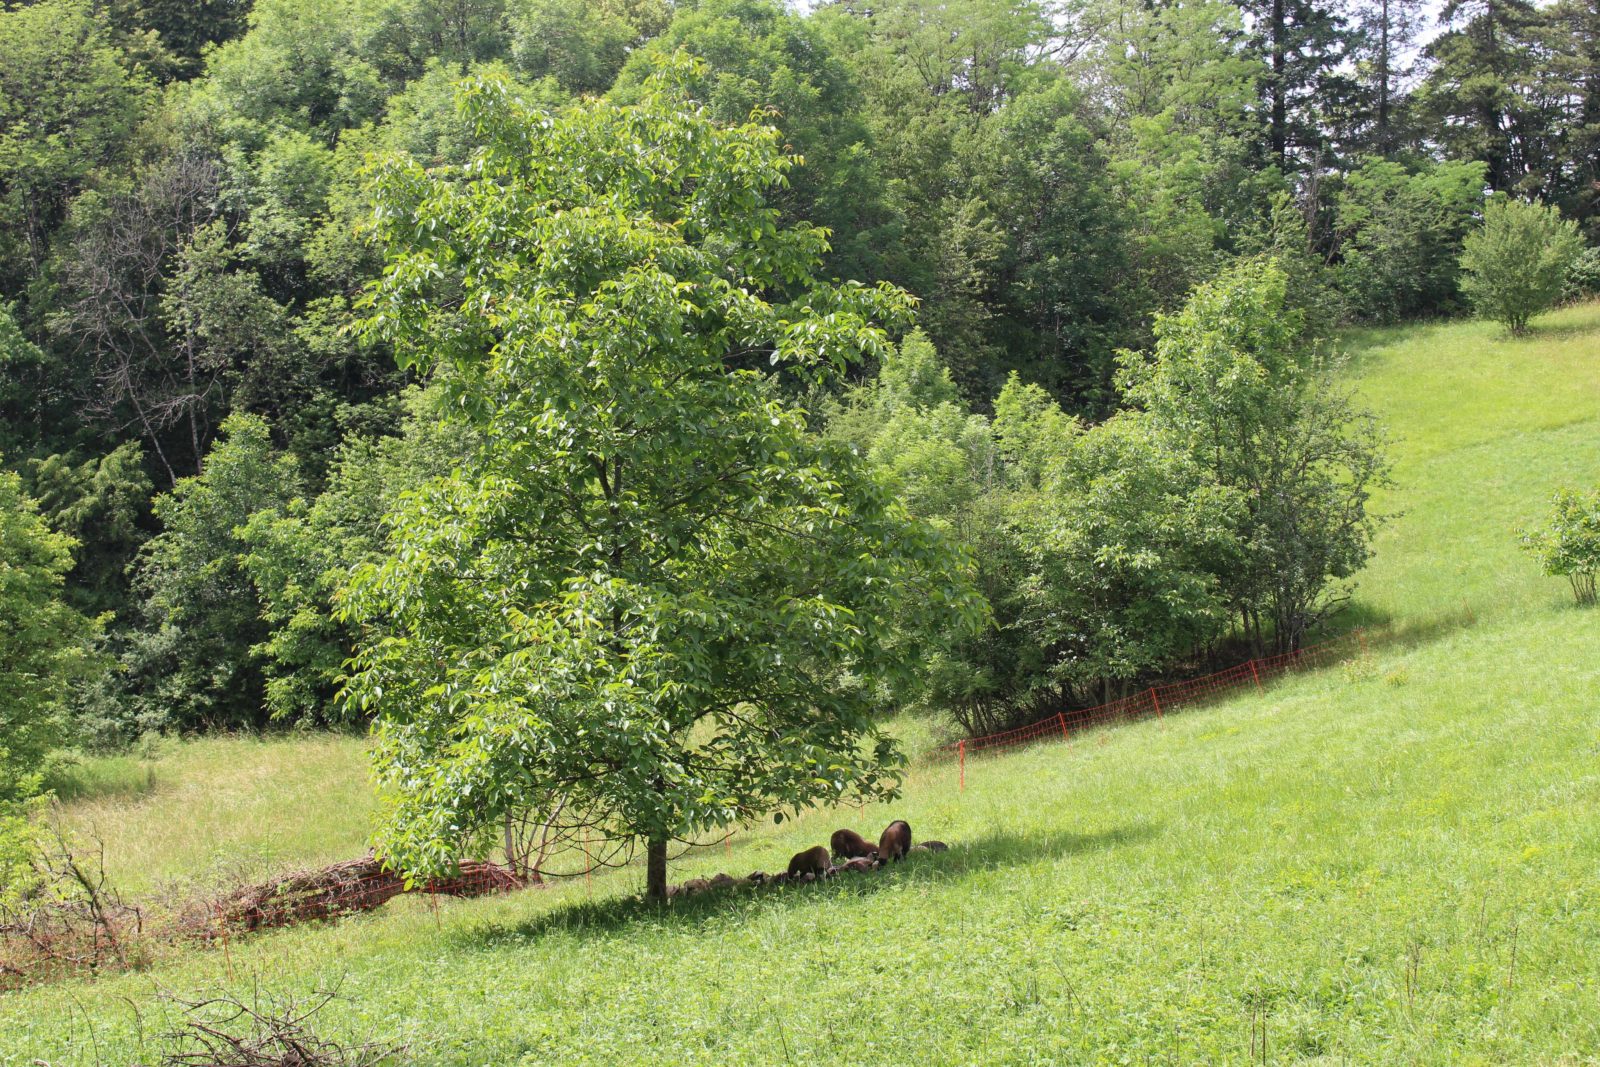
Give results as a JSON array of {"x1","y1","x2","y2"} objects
[{"x1": 5, "y1": 304, "x2": 1600, "y2": 1064}]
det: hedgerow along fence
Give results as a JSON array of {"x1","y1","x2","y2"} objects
[{"x1": 948, "y1": 630, "x2": 1367, "y2": 790}]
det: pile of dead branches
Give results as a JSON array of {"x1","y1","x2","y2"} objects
[
  {"x1": 203, "y1": 857, "x2": 523, "y2": 935},
  {"x1": 141, "y1": 981, "x2": 404, "y2": 1067},
  {"x1": 0, "y1": 819, "x2": 147, "y2": 986}
]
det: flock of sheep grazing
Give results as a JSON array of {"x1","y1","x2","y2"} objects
[{"x1": 666, "y1": 820, "x2": 948, "y2": 899}]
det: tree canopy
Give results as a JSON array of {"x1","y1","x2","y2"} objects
[
  {"x1": 342, "y1": 62, "x2": 980, "y2": 896},
  {"x1": 0, "y1": 0, "x2": 1589, "y2": 849}
]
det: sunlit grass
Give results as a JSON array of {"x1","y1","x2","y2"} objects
[
  {"x1": 1345, "y1": 299, "x2": 1600, "y2": 630},
  {"x1": 8, "y1": 306, "x2": 1600, "y2": 1063},
  {"x1": 51, "y1": 733, "x2": 374, "y2": 894},
  {"x1": 8, "y1": 612, "x2": 1600, "y2": 1063}
]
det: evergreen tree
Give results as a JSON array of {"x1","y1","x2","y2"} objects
[
  {"x1": 1241, "y1": 0, "x2": 1356, "y2": 169},
  {"x1": 1421, "y1": 0, "x2": 1545, "y2": 192}
]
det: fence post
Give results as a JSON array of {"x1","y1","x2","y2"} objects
[
  {"x1": 1057, "y1": 712, "x2": 1069, "y2": 742},
  {"x1": 1150, "y1": 687, "x2": 1162, "y2": 718},
  {"x1": 1250, "y1": 659, "x2": 1262, "y2": 691},
  {"x1": 958, "y1": 741, "x2": 966, "y2": 793}
]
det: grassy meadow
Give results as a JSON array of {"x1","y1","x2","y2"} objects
[
  {"x1": 46, "y1": 734, "x2": 375, "y2": 895},
  {"x1": 5, "y1": 304, "x2": 1600, "y2": 1064}
]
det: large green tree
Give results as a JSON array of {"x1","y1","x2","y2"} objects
[
  {"x1": 1240, "y1": 0, "x2": 1355, "y2": 169},
  {"x1": 344, "y1": 62, "x2": 977, "y2": 898},
  {"x1": 1420, "y1": 0, "x2": 1549, "y2": 194},
  {"x1": 614, "y1": 0, "x2": 890, "y2": 284},
  {"x1": 1119, "y1": 258, "x2": 1390, "y2": 653},
  {"x1": 0, "y1": 0, "x2": 152, "y2": 294},
  {"x1": 1083, "y1": 0, "x2": 1264, "y2": 311}
]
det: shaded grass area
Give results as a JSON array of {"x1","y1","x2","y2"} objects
[{"x1": 7, "y1": 306, "x2": 1600, "y2": 1062}]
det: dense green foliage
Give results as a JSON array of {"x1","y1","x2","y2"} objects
[
  {"x1": 1122, "y1": 260, "x2": 1390, "y2": 652},
  {"x1": 0, "y1": 0, "x2": 1594, "y2": 827},
  {"x1": 1519, "y1": 485, "x2": 1600, "y2": 604},
  {"x1": 12, "y1": 306, "x2": 1600, "y2": 1063},
  {"x1": 1330, "y1": 159, "x2": 1487, "y2": 322},
  {"x1": 0, "y1": 468, "x2": 98, "y2": 803},
  {"x1": 831, "y1": 262, "x2": 1386, "y2": 735},
  {"x1": 1460, "y1": 195, "x2": 1585, "y2": 333},
  {"x1": 343, "y1": 66, "x2": 980, "y2": 894}
]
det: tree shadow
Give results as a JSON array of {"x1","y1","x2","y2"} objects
[
  {"x1": 449, "y1": 822, "x2": 1158, "y2": 948},
  {"x1": 1337, "y1": 318, "x2": 1446, "y2": 364},
  {"x1": 1311, "y1": 597, "x2": 1484, "y2": 659},
  {"x1": 43, "y1": 758, "x2": 162, "y2": 802},
  {"x1": 1504, "y1": 317, "x2": 1600, "y2": 344}
]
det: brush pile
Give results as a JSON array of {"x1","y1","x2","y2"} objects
[{"x1": 205, "y1": 857, "x2": 524, "y2": 934}]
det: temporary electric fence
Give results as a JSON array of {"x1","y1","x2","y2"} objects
[{"x1": 949, "y1": 629, "x2": 1366, "y2": 790}]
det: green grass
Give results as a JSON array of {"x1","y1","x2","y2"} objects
[
  {"x1": 50, "y1": 734, "x2": 374, "y2": 895},
  {"x1": 1346, "y1": 301, "x2": 1600, "y2": 628},
  {"x1": 5, "y1": 305, "x2": 1600, "y2": 1064}
]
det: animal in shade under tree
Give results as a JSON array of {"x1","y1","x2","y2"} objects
[
  {"x1": 830, "y1": 828, "x2": 878, "y2": 861},
  {"x1": 878, "y1": 820, "x2": 911, "y2": 862},
  {"x1": 787, "y1": 845, "x2": 831, "y2": 880}
]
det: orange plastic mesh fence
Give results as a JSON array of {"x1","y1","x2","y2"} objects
[{"x1": 949, "y1": 632, "x2": 1360, "y2": 766}]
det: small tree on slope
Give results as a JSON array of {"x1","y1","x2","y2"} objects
[
  {"x1": 342, "y1": 61, "x2": 979, "y2": 900},
  {"x1": 1520, "y1": 488, "x2": 1600, "y2": 606},
  {"x1": 1460, "y1": 196, "x2": 1584, "y2": 335}
]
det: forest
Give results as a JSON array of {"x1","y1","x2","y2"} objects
[{"x1": 2, "y1": 0, "x2": 1597, "y2": 893}]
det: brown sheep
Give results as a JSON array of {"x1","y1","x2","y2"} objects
[
  {"x1": 830, "y1": 828, "x2": 879, "y2": 861},
  {"x1": 878, "y1": 820, "x2": 912, "y2": 863},
  {"x1": 841, "y1": 856, "x2": 876, "y2": 873},
  {"x1": 787, "y1": 845, "x2": 832, "y2": 880},
  {"x1": 922, "y1": 840, "x2": 949, "y2": 852},
  {"x1": 710, "y1": 872, "x2": 738, "y2": 890}
]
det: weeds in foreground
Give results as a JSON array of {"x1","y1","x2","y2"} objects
[
  {"x1": 136, "y1": 980, "x2": 404, "y2": 1067},
  {"x1": 0, "y1": 813, "x2": 148, "y2": 985}
]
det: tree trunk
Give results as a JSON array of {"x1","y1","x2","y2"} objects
[
  {"x1": 645, "y1": 833, "x2": 668, "y2": 901},
  {"x1": 504, "y1": 810, "x2": 518, "y2": 880},
  {"x1": 1271, "y1": 0, "x2": 1288, "y2": 167},
  {"x1": 1482, "y1": 0, "x2": 1508, "y2": 190},
  {"x1": 1377, "y1": 0, "x2": 1391, "y2": 149}
]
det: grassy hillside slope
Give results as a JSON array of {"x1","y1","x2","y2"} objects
[
  {"x1": 1349, "y1": 302, "x2": 1600, "y2": 626},
  {"x1": 49, "y1": 734, "x2": 374, "y2": 894},
  {"x1": 5, "y1": 305, "x2": 1599, "y2": 1065}
]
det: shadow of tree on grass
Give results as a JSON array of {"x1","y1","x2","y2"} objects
[{"x1": 450, "y1": 822, "x2": 1159, "y2": 947}]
